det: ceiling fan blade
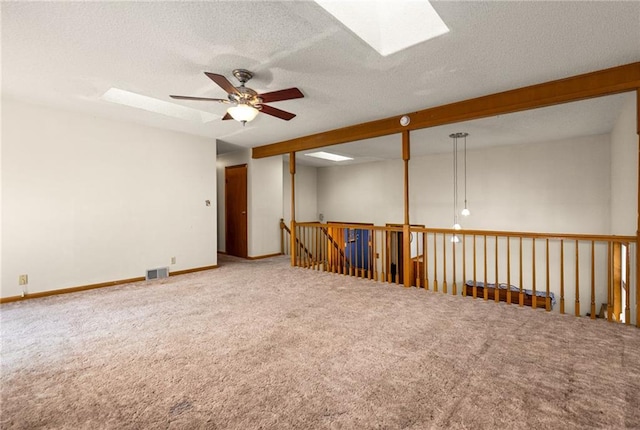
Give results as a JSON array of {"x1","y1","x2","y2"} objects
[
  {"x1": 259, "y1": 88, "x2": 304, "y2": 103},
  {"x1": 170, "y1": 95, "x2": 229, "y2": 103},
  {"x1": 222, "y1": 112, "x2": 233, "y2": 120},
  {"x1": 259, "y1": 104, "x2": 296, "y2": 121},
  {"x1": 204, "y1": 72, "x2": 240, "y2": 96}
]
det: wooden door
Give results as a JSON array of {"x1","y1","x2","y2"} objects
[{"x1": 225, "y1": 165, "x2": 248, "y2": 258}]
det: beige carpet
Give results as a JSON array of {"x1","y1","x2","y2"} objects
[{"x1": 1, "y1": 254, "x2": 639, "y2": 429}]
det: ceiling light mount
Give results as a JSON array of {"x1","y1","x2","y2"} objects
[
  {"x1": 449, "y1": 132, "x2": 469, "y2": 139},
  {"x1": 232, "y1": 69, "x2": 254, "y2": 85}
]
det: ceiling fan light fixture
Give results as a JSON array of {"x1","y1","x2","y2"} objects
[
  {"x1": 227, "y1": 103, "x2": 259, "y2": 124},
  {"x1": 172, "y1": 70, "x2": 303, "y2": 123}
]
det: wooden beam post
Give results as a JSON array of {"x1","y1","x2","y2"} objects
[
  {"x1": 403, "y1": 130, "x2": 412, "y2": 287},
  {"x1": 290, "y1": 152, "x2": 297, "y2": 267}
]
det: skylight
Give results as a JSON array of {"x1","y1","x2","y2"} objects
[
  {"x1": 314, "y1": 0, "x2": 449, "y2": 56},
  {"x1": 305, "y1": 151, "x2": 353, "y2": 162},
  {"x1": 101, "y1": 88, "x2": 218, "y2": 123}
]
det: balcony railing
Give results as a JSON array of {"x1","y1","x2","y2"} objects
[{"x1": 282, "y1": 221, "x2": 637, "y2": 325}]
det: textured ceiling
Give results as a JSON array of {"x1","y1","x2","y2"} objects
[{"x1": 2, "y1": 1, "x2": 639, "y2": 159}]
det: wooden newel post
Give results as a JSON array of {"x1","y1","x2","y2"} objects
[
  {"x1": 402, "y1": 130, "x2": 412, "y2": 287},
  {"x1": 290, "y1": 152, "x2": 297, "y2": 267},
  {"x1": 280, "y1": 218, "x2": 285, "y2": 255}
]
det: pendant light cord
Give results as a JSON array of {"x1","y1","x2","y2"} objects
[
  {"x1": 453, "y1": 135, "x2": 458, "y2": 226},
  {"x1": 451, "y1": 132, "x2": 469, "y2": 224},
  {"x1": 463, "y1": 134, "x2": 467, "y2": 208}
]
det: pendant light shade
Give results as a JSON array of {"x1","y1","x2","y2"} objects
[{"x1": 227, "y1": 102, "x2": 259, "y2": 124}]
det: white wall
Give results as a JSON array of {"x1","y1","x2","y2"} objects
[
  {"x1": 249, "y1": 156, "x2": 283, "y2": 257},
  {"x1": 303, "y1": 113, "x2": 635, "y2": 318},
  {"x1": 318, "y1": 159, "x2": 404, "y2": 225},
  {"x1": 217, "y1": 149, "x2": 283, "y2": 257},
  {"x1": 609, "y1": 93, "x2": 638, "y2": 325},
  {"x1": 318, "y1": 135, "x2": 612, "y2": 234},
  {"x1": 0, "y1": 97, "x2": 3, "y2": 293},
  {"x1": 1, "y1": 99, "x2": 217, "y2": 298},
  {"x1": 282, "y1": 160, "x2": 318, "y2": 225},
  {"x1": 610, "y1": 95, "x2": 638, "y2": 236}
]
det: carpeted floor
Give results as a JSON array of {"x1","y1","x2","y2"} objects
[{"x1": 1, "y1": 254, "x2": 639, "y2": 429}]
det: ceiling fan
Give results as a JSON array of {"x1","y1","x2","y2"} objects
[{"x1": 170, "y1": 69, "x2": 304, "y2": 125}]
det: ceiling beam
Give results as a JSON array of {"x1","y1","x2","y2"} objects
[{"x1": 252, "y1": 61, "x2": 640, "y2": 159}]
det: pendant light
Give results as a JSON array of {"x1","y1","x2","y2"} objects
[{"x1": 450, "y1": 133, "x2": 462, "y2": 242}]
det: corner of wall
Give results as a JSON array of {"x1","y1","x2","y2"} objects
[{"x1": 610, "y1": 94, "x2": 638, "y2": 236}]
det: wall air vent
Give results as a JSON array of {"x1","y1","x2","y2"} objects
[{"x1": 146, "y1": 267, "x2": 169, "y2": 281}]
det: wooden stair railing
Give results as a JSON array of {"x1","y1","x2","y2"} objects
[
  {"x1": 282, "y1": 221, "x2": 354, "y2": 272},
  {"x1": 409, "y1": 227, "x2": 636, "y2": 325},
  {"x1": 280, "y1": 218, "x2": 288, "y2": 255},
  {"x1": 279, "y1": 219, "x2": 314, "y2": 262},
  {"x1": 319, "y1": 226, "x2": 351, "y2": 273},
  {"x1": 290, "y1": 221, "x2": 637, "y2": 327}
]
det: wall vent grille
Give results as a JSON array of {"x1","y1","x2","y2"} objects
[{"x1": 146, "y1": 267, "x2": 169, "y2": 281}]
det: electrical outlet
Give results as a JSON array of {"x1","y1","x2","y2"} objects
[
  {"x1": 171, "y1": 257, "x2": 176, "y2": 265},
  {"x1": 19, "y1": 274, "x2": 28, "y2": 285}
]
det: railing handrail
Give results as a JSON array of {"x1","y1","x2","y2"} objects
[
  {"x1": 280, "y1": 219, "x2": 292, "y2": 234},
  {"x1": 296, "y1": 221, "x2": 635, "y2": 242},
  {"x1": 290, "y1": 221, "x2": 355, "y2": 269},
  {"x1": 410, "y1": 227, "x2": 635, "y2": 243},
  {"x1": 296, "y1": 221, "x2": 403, "y2": 232},
  {"x1": 280, "y1": 219, "x2": 314, "y2": 260},
  {"x1": 318, "y1": 226, "x2": 350, "y2": 268}
]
